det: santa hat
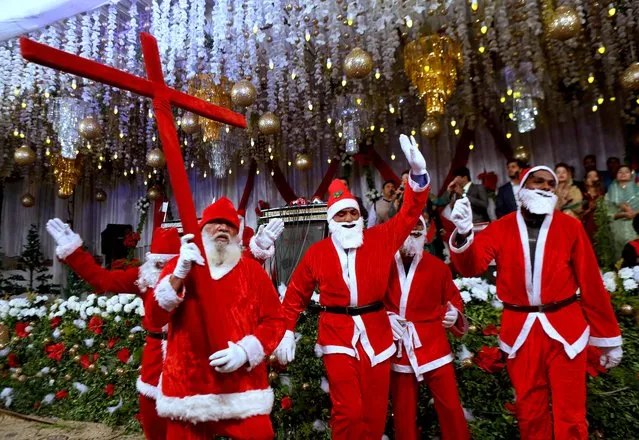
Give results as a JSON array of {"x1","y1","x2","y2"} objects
[
  {"x1": 518, "y1": 165, "x2": 558, "y2": 193},
  {"x1": 242, "y1": 226, "x2": 255, "y2": 248},
  {"x1": 147, "y1": 227, "x2": 180, "y2": 262},
  {"x1": 326, "y1": 179, "x2": 359, "y2": 221},
  {"x1": 199, "y1": 197, "x2": 241, "y2": 230}
]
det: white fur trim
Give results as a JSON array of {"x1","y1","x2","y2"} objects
[
  {"x1": 448, "y1": 229, "x2": 474, "y2": 253},
  {"x1": 248, "y1": 236, "x2": 275, "y2": 261},
  {"x1": 518, "y1": 166, "x2": 558, "y2": 193},
  {"x1": 407, "y1": 171, "x2": 431, "y2": 193},
  {"x1": 154, "y1": 276, "x2": 183, "y2": 312},
  {"x1": 327, "y1": 198, "x2": 359, "y2": 221},
  {"x1": 136, "y1": 377, "x2": 159, "y2": 400},
  {"x1": 314, "y1": 344, "x2": 357, "y2": 357},
  {"x1": 391, "y1": 353, "x2": 454, "y2": 381},
  {"x1": 237, "y1": 335, "x2": 266, "y2": 370},
  {"x1": 589, "y1": 336, "x2": 623, "y2": 347},
  {"x1": 516, "y1": 210, "x2": 553, "y2": 306},
  {"x1": 146, "y1": 252, "x2": 178, "y2": 264},
  {"x1": 161, "y1": 339, "x2": 167, "y2": 360},
  {"x1": 394, "y1": 252, "x2": 422, "y2": 318},
  {"x1": 57, "y1": 234, "x2": 83, "y2": 260},
  {"x1": 156, "y1": 385, "x2": 274, "y2": 423}
]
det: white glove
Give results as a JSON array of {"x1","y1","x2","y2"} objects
[
  {"x1": 388, "y1": 312, "x2": 406, "y2": 340},
  {"x1": 451, "y1": 197, "x2": 473, "y2": 235},
  {"x1": 46, "y1": 218, "x2": 81, "y2": 249},
  {"x1": 273, "y1": 330, "x2": 296, "y2": 365},
  {"x1": 209, "y1": 341, "x2": 248, "y2": 373},
  {"x1": 173, "y1": 234, "x2": 205, "y2": 279},
  {"x1": 254, "y1": 218, "x2": 285, "y2": 250},
  {"x1": 442, "y1": 302, "x2": 458, "y2": 328},
  {"x1": 599, "y1": 346, "x2": 623, "y2": 369},
  {"x1": 399, "y1": 134, "x2": 427, "y2": 175}
]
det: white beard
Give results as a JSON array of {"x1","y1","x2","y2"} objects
[
  {"x1": 328, "y1": 217, "x2": 364, "y2": 249},
  {"x1": 401, "y1": 232, "x2": 426, "y2": 257},
  {"x1": 519, "y1": 188, "x2": 558, "y2": 215},
  {"x1": 202, "y1": 232, "x2": 242, "y2": 278},
  {"x1": 136, "y1": 259, "x2": 162, "y2": 293}
]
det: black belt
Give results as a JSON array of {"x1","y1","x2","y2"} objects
[
  {"x1": 309, "y1": 301, "x2": 384, "y2": 316},
  {"x1": 147, "y1": 331, "x2": 168, "y2": 340},
  {"x1": 502, "y1": 295, "x2": 578, "y2": 313}
]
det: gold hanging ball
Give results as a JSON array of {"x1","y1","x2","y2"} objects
[
  {"x1": 547, "y1": 6, "x2": 581, "y2": 41},
  {"x1": 343, "y1": 47, "x2": 373, "y2": 79},
  {"x1": 14, "y1": 145, "x2": 36, "y2": 166},
  {"x1": 116, "y1": 367, "x2": 125, "y2": 376},
  {"x1": 467, "y1": 324, "x2": 478, "y2": 333},
  {"x1": 50, "y1": 367, "x2": 57, "y2": 374},
  {"x1": 147, "y1": 185, "x2": 164, "y2": 201},
  {"x1": 231, "y1": 80, "x2": 257, "y2": 107},
  {"x1": 146, "y1": 148, "x2": 166, "y2": 168},
  {"x1": 87, "y1": 364, "x2": 97, "y2": 373},
  {"x1": 301, "y1": 382, "x2": 311, "y2": 390},
  {"x1": 461, "y1": 357, "x2": 474, "y2": 368},
  {"x1": 14, "y1": 368, "x2": 22, "y2": 375},
  {"x1": 78, "y1": 116, "x2": 102, "y2": 140},
  {"x1": 128, "y1": 334, "x2": 136, "y2": 341},
  {"x1": 420, "y1": 116, "x2": 441, "y2": 138},
  {"x1": 17, "y1": 374, "x2": 27, "y2": 383},
  {"x1": 258, "y1": 112, "x2": 281, "y2": 135},
  {"x1": 268, "y1": 354, "x2": 278, "y2": 365},
  {"x1": 181, "y1": 112, "x2": 201, "y2": 135},
  {"x1": 620, "y1": 62, "x2": 639, "y2": 91},
  {"x1": 64, "y1": 374, "x2": 72, "y2": 381},
  {"x1": 513, "y1": 145, "x2": 530, "y2": 164},
  {"x1": 95, "y1": 189, "x2": 107, "y2": 202},
  {"x1": 268, "y1": 371, "x2": 278, "y2": 382},
  {"x1": 294, "y1": 152, "x2": 312, "y2": 171},
  {"x1": 68, "y1": 347, "x2": 77, "y2": 355},
  {"x1": 72, "y1": 355, "x2": 81, "y2": 362},
  {"x1": 619, "y1": 304, "x2": 634, "y2": 316},
  {"x1": 20, "y1": 193, "x2": 35, "y2": 208}
]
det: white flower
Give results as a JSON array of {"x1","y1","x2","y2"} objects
[
  {"x1": 113, "y1": 303, "x2": 123, "y2": 313},
  {"x1": 0, "y1": 347, "x2": 9, "y2": 358},
  {"x1": 130, "y1": 326, "x2": 144, "y2": 334},
  {"x1": 463, "y1": 407, "x2": 475, "y2": 422},
  {"x1": 320, "y1": 377, "x2": 330, "y2": 393},
  {"x1": 491, "y1": 298, "x2": 504, "y2": 310},
  {"x1": 604, "y1": 278, "x2": 617, "y2": 293},
  {"x1": 73, "y1": 319, "x2": 86, "y2": 329},
  {"x1": 119, "y1": 294, "x2": 135, "y2": 305},
  {"x1": 97, "y1": 297, "x2": 107, "y2": 308},
  {"x1": 52, "y1": 328, "x2": 61, "y2": 339},
  {"x1": 73, "y1": 382, "x2": 88, "y2": 394},
  {"x1": 602, "y1": 271, "x2": 616, "y2": 281},
  {"x1": 622, "y1": 279, "x2": 638, "y2": 291},
  {"x1": 40, "y1": 367, "x2": 50, "y2": 374},
  {"x1": 312, "y1": 420, "x2": 328, "y2": 432},
  {"x1": 42, "y1": 394, "x2": 55, "y2": 405},
  {"x1": 114, "y1": 315, "x2": 122, "y2": 323},
  {"x1": 471, "y1": 287, "x2": 489, "y2": 302},
  {"x1": 101, "y1": 311, "x2": 109, "y2": 318},
  {"x1": 633, "y1": 266, "x2": 639, "y2": 282},
  {"x1": 619, "y1": 267, "x2": 634, "y2": 280},
  {"x1": 84, "y1": 338, "x2": 94, "y2": 348},
  {"x1": 460, "y1": 291, "x2": 472, "y2": 303},
  {"x1": 86, "y1": 307, "x2": 96, "y2": 316},
  {"x1": 107, "y1": 398, "x2": 123, "y2": 414},
  {"x1": 48, "y1": 379, "x2": 54, "y2": 386}
]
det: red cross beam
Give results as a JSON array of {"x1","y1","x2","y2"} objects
[{"x1": 21, "y1": 33, "x2": 245, "y2": 353}]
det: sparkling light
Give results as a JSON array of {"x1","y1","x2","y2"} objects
[
  {"x1": 469, "y1": 143, "x2": 475, "y2": 150},
  {"x1": 391, "y1": 153, "x2": 396, "y2": 160},
  {"x1": 506, "y1": 132, "x2": 512, "y2": 139},
  {"x1": 480, "y1": 25, "x2": 488, "y2": 34},
  {"x1": 592, "y1": 104, "x2": 598, "y2": 112},
  {"x1": 326, "y1": 59, "x2": 332, "y2": 69}
]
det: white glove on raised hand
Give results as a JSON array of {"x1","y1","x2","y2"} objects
[
  {"x1": 254, "y1": 218, "x2": 285, "y2": 250},
  {"x1": 388, "y1": 312, "x2": 406, "y2": 340},
  {"x1": 209, "y1": 342, "x2": 248, "y2": 373},
  {"x1": 173, "y1": 234, "x2": 205, "y2": 279},
  {"x1": 442, "y1": 302, "x2": 458, "y2": 328},
  {"x1": 46, "y1": 218, "x2": 81, "y2": 248},
  {"x1": 399, "y1": 134, "x2": 427, "y2": 175},
  {"x1": 599, "y1": 346, "x2": 623, "y2": 369},
  {"x1": 451, "y1": 197, "x2": 473, "y2": 235},
  {"x1": 274, "y1": 330, "x2": 296, "y2": 365}
]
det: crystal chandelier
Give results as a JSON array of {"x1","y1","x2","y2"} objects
[
  {"x1": 503, "y1": 62, "x2": 544, "y2": 133},
  {"x1": 333, "y1": 94, "x2": 370, "y2": 155}
]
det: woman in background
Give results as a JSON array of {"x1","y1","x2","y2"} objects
[
  {"x1": 581, "y1": 170, "x2": 605, "y2": 243},
  {"x1": 555, "y1": 163, "x2": 583, "y2": 217},
  {"x1": 605, "y1": 165, "x2": 639, "y2": 259}
]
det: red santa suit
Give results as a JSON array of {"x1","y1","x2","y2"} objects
[
  {"x1": 281, "y1": 176, "x2": 429, "y2": 440},
  {"x1": 147, "y1": 198, "x2": 284, "y2": 440},
  {"x1": 55, "y1": 227, "x2": 180, "y2": 440},
  {"x1": 385, "y1": 218, "x2": 469, "y2": 440},
  {"x1": 449, "y1": 167, "x2": 622, "y2": 440}
]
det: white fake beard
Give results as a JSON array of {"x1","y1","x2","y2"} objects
[
  {"x1": 202, "y1": 232, "x2": 242, "y2": 269},
  {"x1": 136, "y1": 259, "x2": 162, "y2": 293},
  {"x1": 519, "y1": 188, "x2": 558, "y2": 215},
  {"x1": 328, "y1": 217, "x2": 364, "y2": 249},
  {"x1": 401, "y1": 232, "x2": 426, "y2": 257}
]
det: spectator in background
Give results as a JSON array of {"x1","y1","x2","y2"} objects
[
  {"x1": 338, "y1": 176, "x2": 369, "y2": 223},
  {"x1": 555, "y1": 163, "x2": 583, "y2": 218},
  {"x1": 369, "y1": 180, "x2": 397, "y2": 226},
  {"x1": 606, "y1": 165, "x2": 639, "y2": 259},
  {"x1": 495, "y1": 159, "x2": 524, "y2": 218},
  {"x1": 388, "y1": 170, "x2": 410, "y2": 219},
  {"x1": 603, "y1": 157, "x2": 622, "y2": 191},
  {"x1": 569, "y1": 165, "x2": 584, "y2": 192},
  {"x1": 581, "y1": 170, "x2": 605, "y2": 243},
  {"x1": 621, "y1": 215, "x2": 639, "y2": 267},
  {"x1": 446, "y1": 167, "x2": 490, "y2": 224}
]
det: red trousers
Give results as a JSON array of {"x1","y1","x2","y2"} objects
[
  {"x1": 165, "y1": 414, "x2": 273, "y2": 440},
  {"x1": 390, "y1": 363, "x2": 469, "y2": 440},
  {"x1": 323, "y1": 343, "x2": 391, "y2": 440},
  {"x1": 139, "y1": 395, "x2": 166, "y2": 440},
  {"x1": 507, "y1": 321, "x2": 588, "y2": 440}
]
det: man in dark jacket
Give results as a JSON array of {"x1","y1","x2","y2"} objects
[
  {"x1": 447, "y1": 167, "x2": 490, "y2": 224},
  {"x1": 495, "y1": 159, "x2": 525, "y2": 218}
]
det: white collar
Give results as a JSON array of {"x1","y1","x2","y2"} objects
[{"x1": 463, "y1": 181, "x2": 472, "y2": 193}]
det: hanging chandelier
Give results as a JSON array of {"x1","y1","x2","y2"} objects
[
  {"x1": 187, "y1": 74, "x2": 231, "y2": 143},
  {"x1": 333, "y1": 94, "x2": 370, "y2": 155},
  {"x1": 503, "y1": 62, "x2": 544, "y2": 133}
]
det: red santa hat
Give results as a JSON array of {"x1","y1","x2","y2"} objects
[
  {"x1": 326, "y1": 179, "x2": 359, "y2": 221},
  {"x1": 518, "y1": 165, "x2": 558, "y2": 193},
  {"x1": 148, "y1": 227, "x2": 180, "y2": 261},
  {"x1": 198, "y1": 197, "x2": 241, "y2": 230}
]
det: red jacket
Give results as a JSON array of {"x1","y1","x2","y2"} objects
[{"x1": 450, "y1": 211, "x2": 621, "y2": 359}]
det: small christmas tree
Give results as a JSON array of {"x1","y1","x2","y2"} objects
[
  {"x1": 594, "y1": 199, "x2": 616, "y2": 268},
  {"x1": 16, "y1": 225, "x2": 59, "y2": 295}
]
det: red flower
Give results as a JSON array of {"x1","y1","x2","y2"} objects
[
  {"x1": 15, "y1": 322, "x2": 29, "y2": 338},
  {"x1": 473, "y1": 346, "x2": 505, "y2": 373},
  {"x1": 50, "y1": 317, "x2": 62, "y2": 329},
  {"x1": 117, "y1": 348, "x2": 131, "y2": 363},
  {"x1": 45, "y1": 343, "x2": 65, "y2": 361},
  {"x1": 55, "y1": 390, "x2": 68, "y2": 400},
  {"x1": 107, "y1": 338, "x2": 120, "y2": 349},
  {"x1": 33, "y1": 402, "x2": 41, "y2": 409},
  {"x1": 504, "y1": 402, "x2": 517, "y2": 415},
  {"x1": 88, "y1": 316, "x2": 104, "y2": 335},
  {"x1": 482, "y1": 324, "x2": 500, "y2": 336},
  {"x1": 281, "y1": 396, "x2": 293, "y2": 411},
  {"x1": 586, "y1": 346, "x2": 608, "y2": 378},
  {"x1": 7, "y1": 353, "x2": 20, "y2": 368},
  {"x1": 135, "y1": 413, "x2": 142, "y2": 422},
  {"x1": 105, "y1": 384, "x2": 115, "y2": 397},
  {"x1": 80, "y1": 353, "x2": 99, "y2": 369},
  {"x1": 124, "y1": 232, "x2": 141, "y2": 248}
]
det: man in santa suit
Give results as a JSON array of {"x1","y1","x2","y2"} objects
[
  {"x1": 148, "y1": 197, "x2": 284, "y2": 440},
  {"x1": 448, "y1": 165, "x2": 623, "y2": 439},
  {"x1": 274, "y1": 134, "x2": 430, "y2": 439},
  {"x1": 385, "y1": 215, "x2": 470, "y2": 440}
]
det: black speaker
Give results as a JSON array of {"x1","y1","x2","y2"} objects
[{"x1": 101, "y1": 224, "x2": 133, "y2": 269}]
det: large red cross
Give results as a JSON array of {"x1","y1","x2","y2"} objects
[{"x1": 21, "y1": 33, "x2": 245, "y2": 352}]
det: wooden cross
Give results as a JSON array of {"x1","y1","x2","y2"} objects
[{"x1": 21, "y1": 33, "x2": 245, "y2": 352}]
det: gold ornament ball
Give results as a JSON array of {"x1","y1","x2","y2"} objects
[
  {"x1": 231, "y1": 80, "x2": 257, "y2": 107},
  {"x1": 42, "y1": 337, "x2": 51, "y2": 345},
  {"x1": 10, "y1": 373, "x2": 18, "y2": 380},
  {"x1": 128, "y1": 334, "x2": 136, "y2": 341},
  {"x1": 116, "y1": 367, "x2": 125, "y2": 376},
  {"x1": 468, "y1": 324, "x2": 478, "y2": 333},
  {"x1": 420, "y1": 116, "x2": 441, "y2": 138},
  {"x1": 17, "y1": 374, "x2": 27, "y2": 383},
  {"x1": 344, "y1": 47, "x2": 374, "y2": 79},
  {"x1": 50, "y1": 368, "x2": 57, "y2": 374},
  {"x1": 78, "y1": 116, "x2": 102, "y2": 140},
  {"x1": 58, "y1": 186, "x2": 74, "y2": 199},
  {"x1": 35, "y1": 372, "x2": 43, "y2": 378},
  {"x1": 258, "y1": 112, "x2": 281, "y2": 135},
  {"x1": 15, "y1": 368, "x2": 22, "y2": 375},
  {"x1": 461, "y1": 357, "x2": 474, "y2": 368},
  {"x1": 268, "y1": 354, "x2": 278, "y2": 365},
  {"x1": 88, "y1": 364, "x2": 97, "y2": 373},
  {"x1": 72, "y1": 344, "x2": 79, "y2": 350},
  {"x1": 73, "y1": 355, "x2": 81, "y2": 362},
  {"x1": 547, "y1": 6, "x2": 581, "y2": 41},
  {"x1": 21, "y1": 193, "x2": 35, "y2": 208},
  {"x1": 268, "y1": 371, "x2": 278, "y2": 382},
  {"x1": 64, "y1": 374, "x2": 72, "y2": 381},
  {"x1": 69, "y1": 348, "x2": 77, "y2": 355},
  {"x1": 100, "y1": 342, "x2": 106, "y2": 348},
  {"x1": 181, "y1": 112, "x2": 201, "y2": 135},
  {"x1": 294, "y1": 152, "x2": 312, "y2": 171},
  {"x1": 147, "y1": 185, "x2": 163, "y2": 201},
  {"x1": 102, "y1": 369, "x2": 109, "y2": 377},
  {"x1": 619, "y1": 304, "x2": 634, "y2": 316},
  {"x1": 95, "y1": 189, "x2": 107, "y2": 202},
  {"x1": 513, "y1": 145, "x2": 530, "y2": 164},
  {"x1": 14, "y1": 145, "x2": 36, "y2": 166},
  {"x1": 302, "y1": 382, "x2": 310, "y2": 390},
  {"x1": 146, "y1": 148, "x2": 166, "y2": 168},
  {"x1": 620, "y1": 62, "x2": 639, "y2": 91}
]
